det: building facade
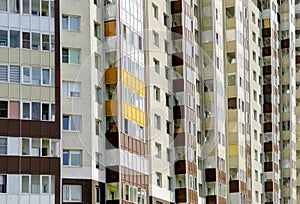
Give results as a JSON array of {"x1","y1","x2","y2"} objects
[
  {"x1": 0, "y1": 0, "x2": 61, "y2": 204},
  {"x1": 2, "y1": 0, "x2": 300, "y2": 204}
]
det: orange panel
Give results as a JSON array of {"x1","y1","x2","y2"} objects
[{"x1": 105, "y1": 21, "x2": 116, "y2": 36}]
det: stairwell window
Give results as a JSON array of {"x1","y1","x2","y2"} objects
[
  {"x1": 94, "y1": 22, "x2": 101, "y2": 39},
  {"x1": 0, "y1": 101, "x2": 8, "y2": 118},
  {"x1": 62, "y1": 48, "x2": 80, "y2": 64},
  {"x1": 63, "y1": 150, "x2": 81, "y2": 167},
  {"x1": 63, "y1": 185, "x2": 82, "y2": 202},
  {"x1": 152, "y1": 31, "x2": 159, "y2": 46},
  {"x1": 154, "y1": 114, "x2": 161, "y2": 129},
  {"x1": 63, "y1": 81, "x2": 80, "y2": 98}
]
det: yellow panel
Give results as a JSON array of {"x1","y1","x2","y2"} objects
[
  {"x1": 121, "y1": 101, "x2": 145, "y2": 127},
  {"x1": 263, "y1": 18, "x2": 270, "y2": 28},
  {"x1": 121, "y1": 69, "x2": 145, "y2": 97},
  {"x1": 229, "y1": 144, "x2": 238, "y2": 156},
  {"x1": 105, "y1": 67, "x2": 118, "y2": 84},
  {"x1": 105, "y1": 21, "x2": 116, "y2": 36},
  {"x1": 105, "y1": 100, "x2": 118, "y2": 116},
  {"x1": 0, "y1": 47, "x2": 9, "y2": 63}
]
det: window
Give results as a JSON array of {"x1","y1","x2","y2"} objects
[
  {"x1": 0, "y1": 101, "x2": 8, "y2": 118},
  {"x1": 63, "y1": 185, "x2": 82, "y2": 202},
  {"x1": 95, "y1": 87, "x2": 102, "y2": 103},
  {"x1": 32, "y1": 67, "x2": 41, "y2": 85},
  {"x1": 31, "y1": 0, "x2": 40, "y2": 15},
  {"x1": 0, "y1": 0, "x2": 7, "y2": 11},
  {"x1": 0, "y1": 30, "x2": 8, "y2": 46},
  {"x1": 22, "y1": 32, "x2": 30, "y2": 49},
  {"x1": 252, "y1": 12, "x2": 255, "y2": 24},
  {"x1": 22, "y1": 102, "x2": 30, "y2": 119},
  {"x1": 254, "y1": 149, "x2": 258, "y2": 161},
  {"x1": 0, "y1": 175, "x2": 7, "y2": 193},
  {"x1": 154, "y1": 58, "x2": 160, "y2": 73},
  {"x1": 164, "y1": 13, "x2": 169, "y2": 27},
  {"x1": 156, "y1": 172, "x2": 162, "y2": 187},
  {"x1": 253, "y1": 70, "x2": 257, "y2": 81},
  {"x1": 62, "y1": 15, "x2": 80, "y2": 31},
  {"x1": 155, "y1": 143, "x2": 161, "y2": 158},
  {"x1": 95, "y1": 152, "x2": 102, "y2": 169},
  {"x1": 63, "y1": 150, "x2": 81, "y2": 166},
  {"x1": 31, "y1": 32, "x2": 40, "y2": 50},
  {"x1": 252, "y1": 51, "x2": 256, "y2": 61},
  {"x1": 0, "y1": 138, "x2": 7, "y2": 155},
  {"x1": 0, "y1": 65, "x2": 8, "y2": 82},
  {"x1": 95, "y1": 120, "x2": 102, "y2": 136},
  {"x1": 154, "y1": 114, "x2": 161, "y2": 129},
  {"x1": 254, "y1": 110, "x2": 257, "y2": 121},
  {"x1": 42, "y1": 34, "x2": 49, "y2": 51},
  {"x1": 63, "y1": 115, "x2": 81, "y2": 131},
  {"x1": 166, "y1": 121, "x2": 171, "y2": 135},
  {"x1": 32, "y1": 102, "x2": 40, "y2": 120},
  {"x1": 154, "y1": 86, "x2": 160, "y2": 101},
  {"x1": 94, "y1": 22, "x2": 101, "y2": 39},
  {"x1": 62, "y1": 81, "x2": 80, "y2": 97},
  {"x1": 10, "y1": 30, "x2": 20, "y2": 48},
  {"x1": 164, "y1": 40, "x2": 169, "y2": 53},
  {"x1": 152, "y1": 3, "x2": 158, "y2": 19},
  {"x1": 255, "y1": 170, "x2": 258, "y2": 181},
  {"x1": 42, "y1": 68, "x2": 50, "y2": 85},
  {"x1": 255, "y1": 191, "x2": 259, "y2": 202},
  {"x1": 252, "y1": 31, "x2": 256, "y2": 42},
  {"x1": 165, "y1": 66, "x2": 169, "y2": 80},
  {"x1": 253, "y1": 90, "x2": 257, "y2": 101},
  {"x1": 168, "y1": 177, "x2": 172, "y2": 190},
  {"x1": 166, "y1": 93, "x2": 171, "y2": 107},
  {"x1": 96, "y1": 187, "x2": 101, "y2": 203},
  {"x1": 95, "y1": 54, "x2": 100, "y2": 69},
  {"x1": 152, "y1": 31, "x2": 159, "y2": 46},
  {"x1": 167, "y1": 148, "x2": 171, "y2": 162},
  {"x1": 254, "y1": 130, "x2": 258, "y2": 140},
  {"x1": 62, "y1": 48, "x2": 80, "y2": 64},
  {"x1": 22, "y1": 176, "x2": 29, "y2": 193}
]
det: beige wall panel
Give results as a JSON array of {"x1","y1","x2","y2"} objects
[
  {"x1": 22, "y1": 50, "x2": 31, "y2": 65},
  {"x1": 9, "y1": 84, "x2": 20, "y2": 99},
  {"x1": 31, "y1": 50, "x2": 40, "y2": 66},
  {"x1": 0, "y1": 83, "x2": 9, "y2": 98},
  {"x1": 0, "y1": 47, "x2": 9, "y2": 63},
  {"x1": 10, "y1": 49, "x2": 20, "y2": 64},
  {"x1": 41, "y1": 87, "x2": 50, "y2": 101},
  {"x1": 22, "y1": 85, "x2": 31, "y2": 99},
  {"x1": 50, "y1": 53, "x2": 55, "y2": 67},
  {"x1": 31, "y1": 86, "x2": 41, "y2": 100},
  {"x1": 41, "y1": 52, "x2": 50, "y2": 67}
]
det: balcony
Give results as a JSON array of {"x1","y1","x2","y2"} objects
[
  {"x1": 205, "y1": 168, "x2": 216, "y2": 182},
  {"x1": 106, "y1": 166, "x2": 119, "y2": 183},
  {"x1": 263, "y1": 65, "x2": 272, "y2": 75},
  {"x1": 263, "y1": 85, "x2": 272, "y2": 94},
  {"x1": 172, "y1": 52, "x2": 183, "y2": 66},
  {"x1": 175, "y1": 188, "x2": 187, "y2": 202},
  {"x1": 175, "y1": 160, "x2": 186, "y2": 174},
  {"x1": 173, "y1": 105, "x2": 185, "y2": 119},
  {"x1": 171, "y1": 1, "x2": 182, "y2": 14},
  {"x1": 105, "y1": 20, "x2": 116, "y2": 37},
  {"x1": 105, "y1": 100, "x2": 118, "y2": 116},
  {"x1": 106, "y1": 200, "x2": 119, "y2": 204},
  {"x1": 229, "y1": 180, "x2": 239, "y2": 193},
  {"x1": 265, "y1": 181, "x2": 273, "y2": 192},
  {"x1": 262, "y1": 28, "x2": 271, "y2": 38},
  {"x1": 263, "y1": 46, "x2": 271, "y2": 56},
  {"x1": 105, "y1": 67, "x2": 118, "y2": 84},
  {"x1": 264, "y1": 162, "x2": 273, "y2": 172},
  {"x1": 264, "y1": 141, "x2": 273, "y2": 152},
  {"x1": 281, "y1": 39, "x2": 290, "y2": 49},
  {"x1": 171, "y1": 26, "x2": 183, "y2": 40},
  {"x1": 206, "y1": 195, "x2": 217, "y2": 204},
  {"x1": 263, "y1": 103, "x2": 272, "y2": 113},
  {"x1": 174, "y1": 132, "x2": 185, "y2": 147},
  {"x1": 105, "y1": 131, "x2": 119, "y2": 149},
  {"x1": 296, "y1": 56, "x2": 300, "y2": 64},
  {"x1": 173, "y1": 78, "x2": 184, "y2": 92}
]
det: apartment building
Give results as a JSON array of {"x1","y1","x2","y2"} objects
[
  {"x1": 1, "y1": 0, "x2": 300, "y2": 204},
  {"x1": 0, "y1": 0, "x2": 60, "y2": 204}
]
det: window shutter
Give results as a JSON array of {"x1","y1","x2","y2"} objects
[
  {"x1": 10, "y1": 66, "x2": 20, "y2": 83},
  {"x1": 0, "y1": 65, "x2": 8, "y2": 82}
]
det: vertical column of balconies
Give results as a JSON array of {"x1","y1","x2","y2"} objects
[
  {"x1": 280, "y1": 1, "x2": 297, "y2": 203},
  {"x1": 103, "y1": 2, "x2": 120, "y2": 202},
  {"x1": 295, "y1": 0, "x2": 300, "y2": 200},
  {"x1": 171, "y1": 0, "x2": 198, "y2": 203},
  {"x1": 261, "y1": 1, "x2": 280, "y2": 203}
]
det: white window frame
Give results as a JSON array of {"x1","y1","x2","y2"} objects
[{"x1": 63, "y1": 184, "x2": 82, "y2": 202}]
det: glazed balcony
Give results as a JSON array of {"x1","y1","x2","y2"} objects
[
  {"x1": 173, "y1": 105, "x2": 185, "y2": 119},
  {"x1": 171, "y1": 26, "x2": 183, "y2": 40},
  {"x1": 263, "y1": 46, "x2": 271, "y2": 57},
  {"x1": 206, "y1": 195, "x2": 217, "y2": 204},
  {"x1": 106, "y1": 166, "x2": 119, "y2": 183},
  {"x1": 105, "y1": 67, "x2": 118, "y2": 84},
  {"x1": 229, "y1": 180, "x2": 239, "y2": 193},
  {"x1": 175, "y1": 188, "x2": 187, "y2": 202},
  {"x1": 171, "y1": 0, "x2": 182, "y2": 14},
  {"x1": 173, "y1": 78, "x2": 184, "y2": 92},
  {"x1": 263, "y1": 103, "x2": 272, "y2": 113},
  {"x1": 104, "y1": 0, "x2": 116, "y2": 20},
  {"x1": 263, "y1": 84, "x2": 272, "y2": 94},
  {"x1": 175, "y1": 160, "x2": 186, "y2": 174},
  {"x1": 281, "y1": 39, "x2": 290, "y2": 49},
  {"x1": 205, "y1": 168, "x2": 216, "y2": 182},
  {"x1": 174, "y1": 132, "x2": 185, "y2": 147},
  {"x1": 265, "y1": 181, "x2": 273, "y2": 192},
  {"x1": 105, "y1": 131, "x2": 119, "y2": 149},
  {"x1": 264, "y1": 162, "x2": 273, "y2": 172},
  {"x1": 263, "y1": 65, "x2": 272, "y2": 75},
  {"x1": 264, "y1": 141, "x2": 273, "y2": 152},
  {"x1": 105, "y1": 100, "x2": 118, "y2": 116},
  {"x1": 172, "y1": 52, "x2": 183, "y2": 66}
]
